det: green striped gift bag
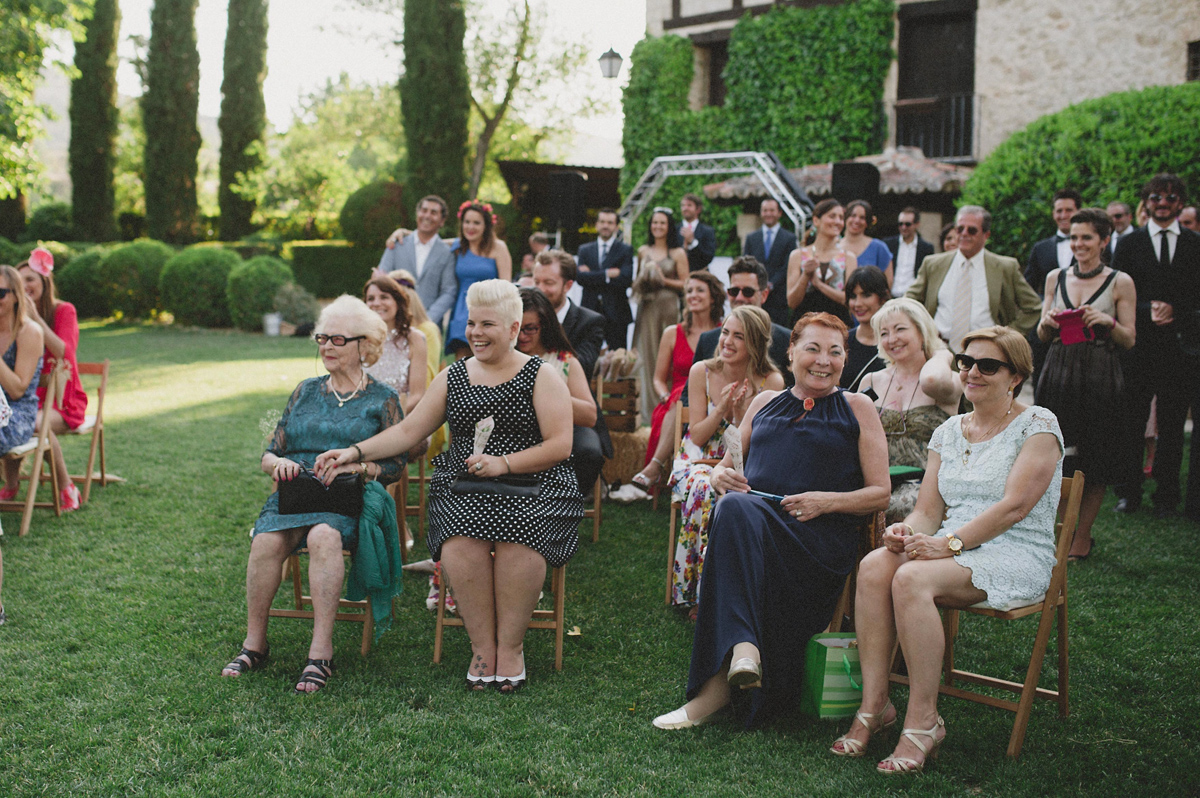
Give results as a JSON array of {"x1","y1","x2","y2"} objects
[{"x1": 800, "y1": 633, "x2": 863, "y2": 719}]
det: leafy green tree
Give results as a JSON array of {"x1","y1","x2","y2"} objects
[
  {"x1": 142, "y1": 0, "x2": 200, "y2": 243},
  {"x1": 237, "y1": 76, "x2": 402, "y2": 239},
  {"x1": 465, "y1": 1, "x2": 593, "y2": 199},
  {"x1": 69, "y1": 0, "x2": 121, "y2": 242},
  {"x1": 400, "y1": 0, "x2": 469, "y2": 209},
  {"x1": 218, "y1": 0, "x2": 269, "y2": 241},
  {"x1": 0, "y1": 0, "x2": 92, "y2": 197}
]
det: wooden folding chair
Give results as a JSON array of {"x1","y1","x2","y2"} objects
[
  {"x1": 826, "y1": 510, "x2": 886, "y2": 633},
  {"x1": 663, "y1": 400, "x2": 685, "y2": 605},
  {"x1": 0, "y1": 367, "x2": 62, "y2": 536},
  {"x1": 889, "y1": 470, "x2": 1084, "y2": 758},
  {"x1": 585, "y1": 374, "x2": 639, "y2": 543},
  {"x1": 433, "y1": 562, "x2": 568, "y2": 671},
  {"x1": 64, "y1": 360, "x2": 120, "y2": 503},
  {"x1": 268, "y1": 548, "x2": 376, "y2": 657}
]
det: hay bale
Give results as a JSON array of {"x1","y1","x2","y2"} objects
[{"x1": 603, "y1": 426, "x2": 650, "y2": 485}]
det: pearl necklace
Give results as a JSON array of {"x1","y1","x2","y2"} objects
[
  {"x1": 330, "y1": 372, "x2": 365, "y2": 407},
  {"x1": 962, "y1": 399, "x2": 1014, "y2": 467}
]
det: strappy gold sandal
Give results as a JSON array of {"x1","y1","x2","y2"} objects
[
  {"x1": 829, "y1": 701, "x2": 896, "y2": 757},
  {"x1": 877, "y1": 715, "x2": 945, "y2": 775}
]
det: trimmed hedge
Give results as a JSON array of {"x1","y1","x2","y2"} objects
[
  {"x1": 26, "y1": 203, "x2": 73, "y2": 243},
  {"x1": 55, "y1": 250, "x2": 111, "y2": 319},
  {"x1": 97, "y1": 239, "x2": 175, "y2": 318},
  {"x1": 227, "y1": 255, "x2": 294, "y2": 331},
  {"x1": 159, "y1": 246, "x2": 241, "y2": 327},
  {"x1": 288, "y1": 240, "x2": 376, "y2": 299},
  {"x1": 961, "y1": 83, "x2": 1200, "y2": 258},
  {"x1": 274, "y1": 282, "x2": 320, "y2": 326},
  {"x1": 339, "y1": 180, "x2": 407, "y2": 251}
]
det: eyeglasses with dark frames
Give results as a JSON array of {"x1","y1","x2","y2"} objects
[
  {"x1": 313, "y1": 334, "x2": 366, "y2": 346},
  {"x1": 726, "y1": 286, "x2": 757, "y2": 298},
  {"x1": 953, "y1": 353, "x2": 1015, "y2": 376},
  {"x1": 519, "y1": 324, "x2": 541, "y2": 336}
]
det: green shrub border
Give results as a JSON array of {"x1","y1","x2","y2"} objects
[{"x1": 287, "y1": 240, "x2": 376, "y2": 299}]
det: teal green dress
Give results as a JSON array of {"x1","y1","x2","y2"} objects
[{"x1": 254, "y1": 375, "x2": 405, "y2": 551}]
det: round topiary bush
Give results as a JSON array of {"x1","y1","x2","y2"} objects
[
  {"x1": 227, "y1": 255, "x2": 295, "y2": 331},
  {"x1": 55, "y1": 249, "x2": 111, "y2": 319},
  {"x1": 97, "y1": 239, "x2": 175, "y2": 318},
  {"x1": 273, "y1": 282, "x2": 320, "y2": 327},
  {"x1": 160, "y1": 246, "x2": 242, "y2": 327},
  {"x1": 960, "y1": 82, "x2": 1200, "y2": 258},
  {"x1": 339, "y1": 180, "x2": 407, "y2": 251},
  {"x1": 25, "y1": 202, "x2": 73, "y2": 243}
]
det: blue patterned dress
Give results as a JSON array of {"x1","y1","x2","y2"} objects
[
  {"x1": 0, "y1": 341, "x2": 41, "y2": 452},
  {"x1": 253, "y1": 376, "x2": 404, "y2": 552}
]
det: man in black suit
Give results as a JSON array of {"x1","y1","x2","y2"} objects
[
  {"x1": 1112, "y1": 174, "x2": 1200, "y2": 518},
  {"x1": 575, "y1": 207, "x2": 634, "y2": 351},
  {"x1": 742, "y1": 197, "x2": 798, "y2": 328},
  {"x1": 679, "y1": 193, "x2": 716, "y2": 273},
  {"x1": 1181, "y1": 205, "x2": 1198, "y2": 232},
  {"x1": 689, "y1": 256, "x2": 793, "y2": 388},
  {"x1": 884, "y1": 206, "x2": 934, "y2": 298},
  {"x1": 1107, "y1": 201, "x2": 1136, "y2": 256},
  {"x1": 1023, "y1": 189, "x2": 1082, "y2": 393},
  {"x1": 1025, "y1": 189, "x2": 1082, "y2": 296},
  {"x1": 532, "y1": 250, "x2": 606, "y2": 379}
]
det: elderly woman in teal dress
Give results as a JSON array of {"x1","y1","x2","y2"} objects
[{"x1": 221, "y1": 296, "x2": 405, "y2": 694}]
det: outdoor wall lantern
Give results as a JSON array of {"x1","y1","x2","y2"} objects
[{"x1": 599, "y1": 48, "x2": 623, "y2": 79}]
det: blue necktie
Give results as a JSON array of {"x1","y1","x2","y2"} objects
[{"x1": 763, "y1": 228, "x2": 774, "y2": 257}]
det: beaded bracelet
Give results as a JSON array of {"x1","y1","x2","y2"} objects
[{"x1": 351, "y1": 443, "x2": 363, "y2": 463}]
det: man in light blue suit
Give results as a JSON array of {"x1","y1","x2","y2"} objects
[{"x1": 376, "y1": 195, "x2": 458, "y2": 326}]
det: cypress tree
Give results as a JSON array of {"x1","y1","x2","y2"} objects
[
  {"x1": 142, "y1": 0, "x2": 200, "y2": 243},
  {"x1": 69, "y1": 0, "x2": 122, "y2": 242},
  {"x1": 217, "y1": 0, "x2": 268, "y2": 241},
  {"x1": 400, "y1": 0, "x2": 469, "y2": 211}
]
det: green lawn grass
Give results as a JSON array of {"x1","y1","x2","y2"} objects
[{"x1": 0, "y1": 323, "x2": 1197, "y2": 796}]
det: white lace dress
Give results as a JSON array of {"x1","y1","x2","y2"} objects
[{"x1": 927, "y1": 406, "x2": 1063, "y2": 609}]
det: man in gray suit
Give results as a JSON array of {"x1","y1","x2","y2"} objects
[{"x1": 376, "y1": 195, "x2": 458, "y2": 325}]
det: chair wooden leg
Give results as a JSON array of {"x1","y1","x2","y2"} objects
[
  {"x1": 592, "y1": 475, "x2": 602, "y2": 543},
  {"x1": 361, "y1": 597, "x2": 374, "y2": 657},
  {"x1": 98, "y1": 427, "x2": 108, "y2": 486},
  {"x1": 290, "y1": 555, "x2": 303, "y2": 609},
  {"x1": 553, "y1": 566, "x2": 565, "y2": 671},
  {"x1": 941, "y1": 608, "x2": 957, "y2": 689},
  {"x1": 665, "y1": 502, "x2": 678, "y2": 606},
  {"x1": 1057, "y1": 595, "x2": 1070, "y2": 717},
  {"x1": 81, "y1": 426, "x2": 100, "y2": 503},
  {"x1": 1006, "y1": 599, "x2": 1059, "y2": 758},
  {"x1": 433, "y1": 568, "x2": 447, "y2": 664}
]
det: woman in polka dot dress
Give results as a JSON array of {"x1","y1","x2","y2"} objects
[{"x1": 318, "y1": 279, "x2": 583, "y2": 693}]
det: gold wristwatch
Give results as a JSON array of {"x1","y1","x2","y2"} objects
[{"x1": 945, "y1": 532, "x2": 963, "y2": 556}]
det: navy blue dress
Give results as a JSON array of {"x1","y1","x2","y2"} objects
[{"x1": 686, "y1": 388, "x2": 864, "y2": 726}]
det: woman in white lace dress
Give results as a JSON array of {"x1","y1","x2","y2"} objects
[
  {"x1": 830, "y1": 326, "x2": 1063, "y2": 775},
  {"x1": 363, "y1": 275, "x2": 427, "y2": 414}
]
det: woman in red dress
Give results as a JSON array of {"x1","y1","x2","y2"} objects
[{"x1": 17, "y1": 249, "x2": 87, "y2": 511}]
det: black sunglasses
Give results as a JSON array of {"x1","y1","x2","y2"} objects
[
  {"x1": 955, "y1": 225, "x2": 981, "y2": 236},
  {"x1": 313, "y1": 334, "x2": 366, "y2": 346},
  {"x1": 1148, "y1": 193, "x2": 1180, "y2": 203},
  {"x1": 896, "y1": 221, "x2": 915, "y2": 227},
  {"x1": 954, "y1": 353, "x2": 1015, "y2": 376},
  {"x1": 726, "y1": 286, "x2": 757, "y2": 298},
  {"x1": 0, "y1": 288, "x2": 10, "y2": 299}
]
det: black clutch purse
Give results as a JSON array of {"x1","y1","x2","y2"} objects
[
  {"x1": 277, "y1": 469, "x2": 364, "y2": 517},
  {"x1": 449, "y1": 472, "x2": 541, "y2": 498}
]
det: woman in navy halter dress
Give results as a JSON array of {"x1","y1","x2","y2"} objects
[{"x1": 653, "y1": 313, "x2": 890, "y2": 730}]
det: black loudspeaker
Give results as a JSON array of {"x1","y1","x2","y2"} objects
[
  {"x1": 830, "y1": 162, "x2": 880, "y2": 206},
  {"x1": 547, "y1": 171, "x2": 587, "y2": 231}
]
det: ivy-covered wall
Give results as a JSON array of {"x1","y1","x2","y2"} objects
[
  {"x1": 621, "y1": 1, "x2": 895, "y2": 254},
  {"x1": 960, "y1": 83, "x2": 1200, "y2": 259}
]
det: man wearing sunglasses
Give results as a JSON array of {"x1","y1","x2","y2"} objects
[
  {"x1": 1111, "y1": 173, "x2": 1200, "y2": 518},
  {"x1": 884, "y1": 207, "x2": 934, "y2": 298},
  {"x1": 686, "y1": 257, "x2": 794, "y2": 395},
  {"x1": 904, "y1": 205, "x2": 1042, "y2": 353},
  {"x1": 1107, "y1": 201, "x2": 1136, "y2": 255}
]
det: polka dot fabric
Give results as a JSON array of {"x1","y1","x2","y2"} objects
[{"x1": 427, "y1": 357, "x2": 584, "y2": 567}]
